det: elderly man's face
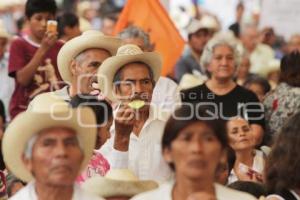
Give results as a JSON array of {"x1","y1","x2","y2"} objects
[
  {"x1": 242, "y1": 27, "x2": 259, "y2": 51},
  {"x1": 24, "y1": 127, "x2": 83, "y2": 187},
  {"x1": 115, "y1": 63, "x2": 154, "y2": 106},
  {"x1": 71, "y1": 48, "x2": 111, "y2": 95}
]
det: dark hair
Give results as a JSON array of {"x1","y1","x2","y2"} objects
[
  {"x1": 265, "y1": 111, "x2": 300, "y2": 193},
  {"x1": 244, "y1": 75, "x2": 271, "y2": 94},
  {"x1": 228, "y1": 181, "x2": 267, "y2": 198},
  {"x1": 279, "y1": 51, "x2": 300, "y2": 87},
  {"x1": 57, "y1": 12, "x2": 79, "y2": 38},
  {"x1": 70, "y1": 95, "x2": 113, "y2": 126},
  {"x1": 25, "y1": 0, "x2": 57, "y2": 19},
  {"x1": 0, "y1": 100, "x2": 5, "y2": 126},
  {"x1": 162, "y1": 105, "x2": 228, "y2": 170},
  {"x1": 188, "y1": 28, "x2": 209, "y2": 41},
  {"x1": 103, "y1": 13, "x2": 118, "y2": 22}
]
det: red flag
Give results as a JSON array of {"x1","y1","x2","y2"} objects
[{"x1": 114, "y1": 0, "x2": 185, "y2": 76}]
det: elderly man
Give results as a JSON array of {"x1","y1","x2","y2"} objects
[
  {"x1": 119, "y1": 26, "x2": 180, "y2": 112},
  {"x1": 98, "y1": 44, "x2": 172, "y2": 183},
  {"x1": 2, "y1": 93, "x2": 103, "y2": 200},
  {"x1": 54, "y1": 30, "x2": 121, "y2": 101},
  {"x1": 240, "y1": 24, "x2": 275, "y2": 76}
]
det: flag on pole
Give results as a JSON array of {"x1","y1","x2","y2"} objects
[{"x1": 114, "y1": 0, "x2": 185, "y2": 76}]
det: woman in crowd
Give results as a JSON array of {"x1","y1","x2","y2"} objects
[
  {"x1": 265, "y1": 112, "x2": 300, "y2": 200},
  {"x1": 264, "y1": 51, "x2": 300, "y2": 140},
  {"x1": 226, "y1": 117, "x2": 265, "y2": 184},
  {"x1": 132, "y1": 105, "x2": 256, "y2": 200},
  {"x1": 244, "y1": 76, "x2": 271, "y2": 102},
  {"x1": 181, "y1": 34, "x2": 265, "y2": 147}
]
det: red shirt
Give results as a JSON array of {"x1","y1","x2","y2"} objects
[{"x1": 8, "y1": 36, "x2": 64, "y2": 119}]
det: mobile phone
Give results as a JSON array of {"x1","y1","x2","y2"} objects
[{"x1": 47, "y1": 20, "x2": 57, "y2": 33}]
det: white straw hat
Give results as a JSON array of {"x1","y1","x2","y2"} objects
[{"x1": 2, "y1": 93, "x2": 97, "y2": 182}]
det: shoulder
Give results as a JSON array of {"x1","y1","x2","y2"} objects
[
  {"x1": 9, "y1": 183, "x2": 32, "y2": 200},
  {"x1": 74, "y1": 185, "x2": 105, "y2": 200},
  {"x1": 215, "y1": 184, "x2": 257, "y2": 200},
  {"x1": 181, "y1": 84, "x2": 205, "y2": 95},
  {"x1": 10, "y1": 37, "x2": 27, "y2": 48},
  {"x1": 131, "y1": 182, "x2": 173, "y2": 200},
  {"x1": 234, "y1": 85, "x2": 259, "y2": 100},
  {"x1": 55, "y1": 40, "x2": 65, "y2": 49},
  {"x1": 256, "y1": 44, "x2": 275, "y2": 56}
]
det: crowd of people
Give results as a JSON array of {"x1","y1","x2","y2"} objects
[{"x1": 0, "y1": 0, "x2": 300, "y2": 199}]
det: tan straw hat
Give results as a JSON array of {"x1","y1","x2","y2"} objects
[
  {"x1": 82, "y1": 169, "x2": 158, "y2": 198},
  {"x1": 2, "y1": 93, "x2": 97, "y2": 182},
  {"x1": 57, "y1": 30, "x2": 122, "y2": 83},
  {"x1": 97, "y1": 44, "x2": 162, "y2": 102}
]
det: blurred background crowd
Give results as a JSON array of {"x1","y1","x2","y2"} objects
[{"x1": 1, "y1": 0, "x2": 300, "y2": 199}]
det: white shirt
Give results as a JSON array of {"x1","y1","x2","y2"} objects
[
  {"x1": 0, "y1": 53, "x2": 15, "y2": 120},
  {"x1": 152, "y1": 77, "x2": 181, "y2": 112},
  {"x1": 131, "y1": 181, "x2": 257, "y2": 200},
  {"x1": 249, "y1": 43, "x2": 275, "y2": 77},
  {"x1": 99, "y1": 106, "x2": 172, "y2": 183},
  {"x1": 9, "y1": 181, "x2": 104, "y2": 200},
  {"x1": 228, "y1": 149, "x2": 265, "y2": 184}
]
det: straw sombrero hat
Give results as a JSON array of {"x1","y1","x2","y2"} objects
[
  {"x1": 97, "y1": 44, "x2": 162, "y2": 102},
  {"x1": 82, "y1": 169, "x2": 158, "y2": 198},
  {"x1": 57, "y1": 30, "x2": 122, "y2": 83},
  {"x1": 2, "y1": 93, "x2": 97, "y2": 182}
]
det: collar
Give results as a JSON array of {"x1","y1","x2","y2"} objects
[
  {"x1": 54, "y1": 86, "x2": 71, "y2": 102},
  {"x1": 290, "y1": 190, "x2": 300, "y2": 200},
  {"x1": 23, "y1": 35, "x2": 41, "y2": 48}
]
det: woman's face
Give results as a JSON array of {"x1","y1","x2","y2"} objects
[
  {"x1": 163, "y1": 122, "x2": 223, "y2": 181},
  {"x1": 227, "y1": 118, "x2": 255, "y2": 151},
  {"x1": 208, "y1": 45, "x2": 236, "y2": 81},
  {"x1": 245, "y1": 83, "x2": 266, "y2": 102},
  {"x1": 236, "y1": 57, "x2": 250, "y2": 79}
]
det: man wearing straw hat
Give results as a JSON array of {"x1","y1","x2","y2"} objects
[
  {"x1": 2, "y1": 93, "x2": 104, "y2": 200},
  {"x1": 54, "y1": 30, "x2": 122, "y2": 101},
  {"x1": 97, "y1": 44, "x2": 172, "y2": 183}
]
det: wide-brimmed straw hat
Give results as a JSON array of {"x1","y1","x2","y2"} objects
[
  {"x1": 82, "y1": 169, "x2": 158, "y2": 198},
  {"x1": 187, "y1": 15, "x2": 220, "y2": 35},
  {"x1": 2, "y1": 93, "x2": 97, "y2": 182},
  {"x1": 97, "y1": 44, "x2": 162, "y2": 102},
  {"x1": 57, "y1": 30, "x2": 122, "y2": 83}
]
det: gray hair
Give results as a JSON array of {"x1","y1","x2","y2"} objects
[
  {"x1": 24, "y1": 129, "x2": 83, "y2": 159},
  {"x1": 118, "y1": 26, "x2": 151, "y2": 51},
  {"x1": 200, "y1": 33, "x2": 241, "y2": 69},
  {"x1": 24, "y1": 135, "x2": 38, "y2": 159}
]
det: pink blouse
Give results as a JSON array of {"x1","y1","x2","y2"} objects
[{"x1": 76, "y1": 151, "x2": 110, "y2": 184}]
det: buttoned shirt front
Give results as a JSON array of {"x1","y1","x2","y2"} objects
[{"x1": 99, "y1": 106, "x2": 172, "y2": 183}]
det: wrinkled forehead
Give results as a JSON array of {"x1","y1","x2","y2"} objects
[
  {"x1": 36, "y1": 127, "x2": 77, "y2": 142},
  {"x1": 76, "y1": 48, "x2": 112, "y2": 60},
  {"x1": 120, "y1": 62, "x2": 152, "y2": 79}
]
